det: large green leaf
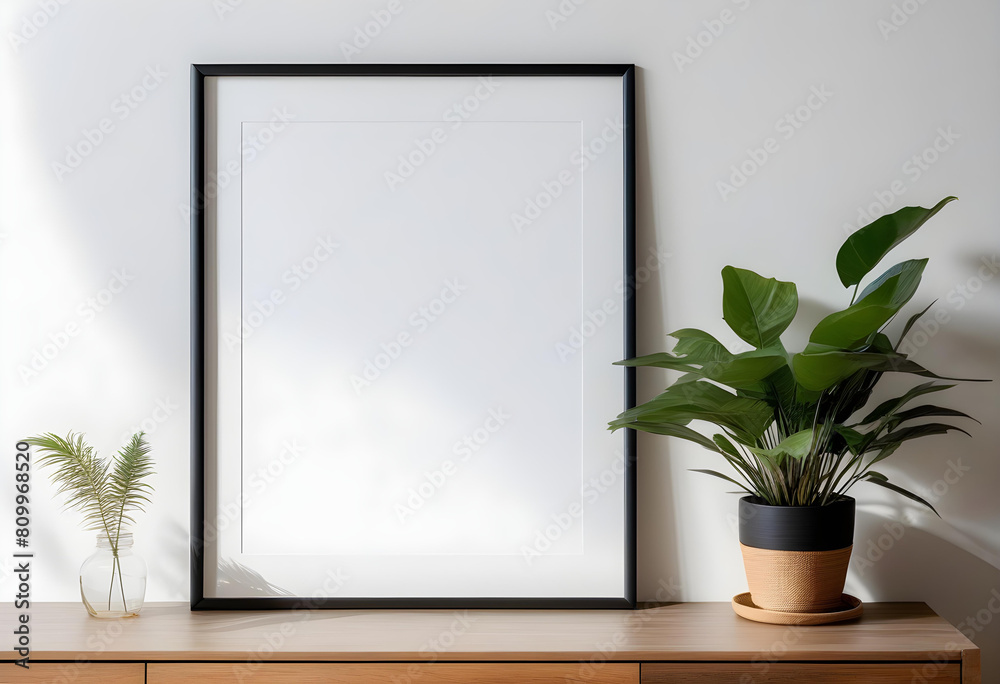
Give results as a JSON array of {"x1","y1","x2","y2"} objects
[
  {"x1": 793, "y1": 348, "x2": 983, "y2": 392},
  {"x1": 792, "y1": 348, "x2": 892, "y2": 391},
  {"x1": 836, "y1": 196, "x2": 957, "y2": 288},
  {"x1": 669, "y1": 328, "x2": 734, "y2": 363},
  {"x1": 610, "y1": 381, "x2": 773, "y2": 444},
  {"x1": 721, "y1": 266, "x2": 798, "y2": 349},
  {"x1": 618, "y1": 335, "x2": 787, "y2": 395},
  {"x1": 759, "y1": 362, "x2": 816, "y2": 417},
  {"x1": 809, "y1": 259, "x2": 927, "y2": 349},
  {"x1": 856, "y1": 259, "x2": 927, "y2": 304},
  {"x1": 700, "y1": 345, "x2": 789, "y2": 389}
]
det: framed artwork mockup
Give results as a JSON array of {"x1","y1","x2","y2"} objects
[{"x1": 191, "y1": 64, "x2": 636, "y2": 608}]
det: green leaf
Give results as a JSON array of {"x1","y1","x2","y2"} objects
[
  {"x1": 616, "y1": 329, "x2": 738, "y2": 371},
  {"x1": 810, "y1": 259, "x2": 927, "y2": 349},
  {"x1": 700, "y1": 345, "x2": 789, "y2": 389},
  {"x1": 833, "y1": 425, "x2": 867, "y2": 455},
  {"x1": 669, "y1": 328, "x2": 734, "y2": 363},
  {"x1": 713, "y1": 434, "x2": 743, "y2": 458},
  {"x1": 858, "y1": 382, "x2": 954, "y2": 424},
  {"x1": 610, "y1": 381, "x2": 774, "y2": 444},
  {"x1": 613, "y1": 353, "x2": 698, "y2": 372},
  {"x1": 895, "y1": 301, "x2": 936, "y2": 350},
  {"x1": 106, "y1": 433, "x2": 155, "y2": 539},
  {"x1": 864, "y1": 472, "x2": 940, "y2": 516},
  {"x1": 608, "y1": 420, "x2": 721, "y2": 453},
  {"x1": 886, "y1": 405, "x2": 979, "y2": 429},
  {"x1": 25, "y1": 432, "x2": 155, "y2": 543},
  {"x1": 865, "y1": 356, "x2": 988, "y2": 383},
  {"x1": 792, "y1": 348, "x2": 892, "y2": 391},
  {"x1": 793, "y1": 349, "x2": 984, "y2": 392},
  {"x1": 867, "y1": 331, "x2": 895, "y2": 353},
  {"x1": 747, "y1": 428, "x2": 815, "y2": 460},
  {"x1": 855, "y1": 259, "x2": 927, "y2": 305},
  {"x1": 836, "y1": 196, "x2": 957, "y2": 288},
  {"x1": 869, "y1": 422, "x2": 971, "y2": 450},
  {"x1": 759, "y1": 362, "x2": 813, "y2": 416},
  {"x1": 721, "y1": 266, "x2": 798, "y2": 349},
  {"x1": 689, "y1": 469, "x2": 753, "y2": 493},
  {"x1": 623, "y1": 333, "x2": 788, "y2": 395},
  {"x1": 26, "y1": 433, "x2": 116, "y2": 534}
]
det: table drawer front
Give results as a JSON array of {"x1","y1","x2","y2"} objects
[
  {"x1": 642, "y1": 662, "x2": 960, "y2": 683},
  {"x1": 148, "y1": 662, "x2": 640, "y2": 683},
  {"x1": 8, "y1": 663, "x2": 144, "y2": 683}
]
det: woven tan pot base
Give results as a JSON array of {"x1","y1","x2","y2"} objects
[
  {"x1": 740, "y1": 543, "x2": 853, "y2": 613},
  {"x1": 732, "y1": 592, "x2": 863, "y2": 625}
]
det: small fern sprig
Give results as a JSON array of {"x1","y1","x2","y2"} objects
[
  {"x1": 107, "y1": 433, "x2": 155, "y2": 545},
  {"x1": 25, "y1": 431, "x2": 154, "y2": 612},
  {"x1": 27, "y1": 431, "x2": 155, "y2": 541},
  {"x1": 26, "y1": 432, "x2": 119, "y2": 536}
]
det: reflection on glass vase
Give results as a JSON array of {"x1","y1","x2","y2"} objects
[{"x1": 80, "y1": 532, "x2": 146, "y2": 618}]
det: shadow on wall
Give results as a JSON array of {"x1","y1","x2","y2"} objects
[
  {"x1": 811, "y1": 242, "x2": 1000, "y2": 677},
  {"x1": 632, "y1": 65, "x2": 685, "y2": 603},
  {"x1": 156, "y1": 521, "x2": 192, "y2": 600},
  {"x1": 850, "y1": 508, "x2": 1000, "y2": 679},
  {"x1": 850, "y1": 303, "x2": 1000, "y2": 678}
]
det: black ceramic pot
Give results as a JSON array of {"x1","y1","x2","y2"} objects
[{"x1": 738, "y1": 496, "x2": 855, "y2": 613}]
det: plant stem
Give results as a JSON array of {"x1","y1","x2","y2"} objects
[
  {"x1": 105, "y1": 547, "x2": 128, "y2": 614},
  {"x1": 117, "y1": 552, "x2": 127, "y2": 612},
  {"x1": 107, "y1": 553, "x2": 116, "y2": 611},
  {"x1": 112, "y1": 517, "x2": 127, "y2": 613}
]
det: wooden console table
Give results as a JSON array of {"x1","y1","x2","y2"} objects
[{"x1": 5, "y1": 602, "x2": 980, "y2": 683}]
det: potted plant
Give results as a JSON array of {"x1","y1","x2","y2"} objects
[
  {"x1": 610, "y1": 197, "x2": 984, "y2": 621},
  {"x1": 26, "y1": 432, "x2": 154, "y2": 618}
]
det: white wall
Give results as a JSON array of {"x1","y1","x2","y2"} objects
[{"x1": 2, "y1": 0, "x2": 998, "y2": 675}]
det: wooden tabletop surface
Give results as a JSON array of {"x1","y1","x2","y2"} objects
[{"x1": 4, "y1": 601, "x2": 978, "y2": 663}]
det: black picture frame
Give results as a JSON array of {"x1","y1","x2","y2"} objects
[{"x1": 191, "y1": 63, "x2": 636, "y2": 610}]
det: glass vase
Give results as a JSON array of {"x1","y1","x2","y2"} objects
[{"x1": 79, "y1": 532, "x2": 146, "y2": 618}]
